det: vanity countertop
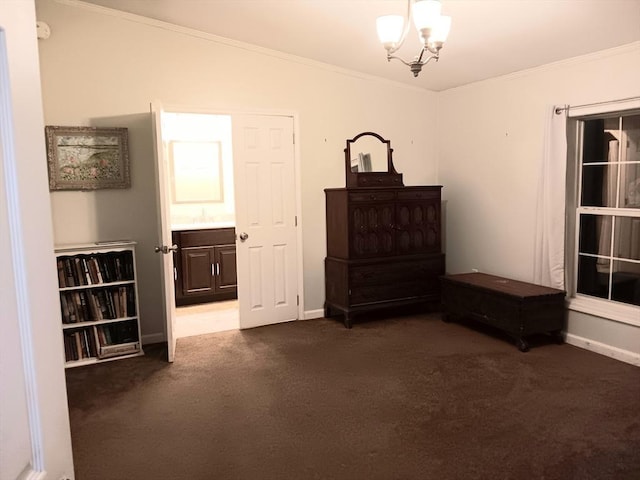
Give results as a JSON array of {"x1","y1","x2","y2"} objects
[{"x1": 171, "y1": 222, "x2": 235, "y2": 231}]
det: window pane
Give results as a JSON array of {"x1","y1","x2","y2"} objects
[
  {"x1": 622, "y1": 114, "x2": 640, "y2": 163},
  {"x1": 577, "y1": 254, "x2": 610, "y2": 299},
  {"x1": 613, "y1": 217, "x2": 640, "y2": 261},
  {"x1": 620, "y1": 163, "x2": 640, "y2": 208},
  {"x1": 610, "y1": 260, "x2": 640, "y2": 306},
  {"x1": 581, "y1": 164, "x2": 618, "y2": 207},
  {"x1": 579, "y1": 214, "x2": 612, "y2": 256},
  {"x1": 582, "y1": 118, "x2": 617, "y2": 164}
]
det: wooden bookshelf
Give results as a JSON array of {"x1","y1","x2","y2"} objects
[{"x1": 55, "y1": 241, "x2": 144, "y2": 368}]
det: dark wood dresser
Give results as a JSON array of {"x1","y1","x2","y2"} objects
[
  {"x1": 440, "y1": 272, "x2": 566, "y2": 351},
  {"x1": 324, "y1": 132, "x2": 445, "y2": 328}
]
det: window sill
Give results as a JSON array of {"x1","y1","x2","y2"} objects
[{"x1": 567, "y1": 295, "x2": 640, "y2": 327}]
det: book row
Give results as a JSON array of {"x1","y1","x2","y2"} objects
[
  {"x1": 63, "y1": 321, "x2": 140, "y2": 362},
  {"x1": 60, "y1": 285, "x2": 136, "y2": 324},
  {"x1": 57, "y1": 251, "x2": 134, "y2": 288}
]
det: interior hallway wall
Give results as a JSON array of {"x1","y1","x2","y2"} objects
[{"x1": 35, "y1": 0, "x2": 438, "y2": 341}]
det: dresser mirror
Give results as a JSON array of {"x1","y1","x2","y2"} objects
[{"x1": 345, "y1": 132, "x2": 403, "y2": 188}]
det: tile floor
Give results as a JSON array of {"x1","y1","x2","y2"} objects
[{"x1": 175, "y1": 300, "x2": 239, "y2": 338}]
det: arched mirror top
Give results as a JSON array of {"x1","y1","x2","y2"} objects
[{"x1": 344, "y1": 132, "x2": 403, "y2": 188}]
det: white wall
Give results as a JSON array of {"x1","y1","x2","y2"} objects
[
  {"x1": 438, "y1": 43, "x2": 640, "y2": 362},
  {"x1": 0, "y1": 1, "x2": 74, "y2": 478},
  {"x1": 35, "y1": 0, "x2": 438, "y2": 340}
]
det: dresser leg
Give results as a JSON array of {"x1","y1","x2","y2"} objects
[
  {"x1": 516, "y1": 338, "x2": 529, "y2": 352},
  {"x1": 552, "y1": 329, "x2": 565, "y2": 344},
  {"x1": 343, "y1": 313, "x2": 353, "y2": 329}
]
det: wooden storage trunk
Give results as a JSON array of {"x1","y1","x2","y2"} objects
[{"x1": 440, "y1": 272, "x2": 566, "y2": 351}]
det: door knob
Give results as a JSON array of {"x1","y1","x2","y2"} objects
[
  {"x1": 154, "y1": 244, "x2": 178, "y2": 254},
  {"x1": 239, "y1": 232, "x2": 249, "y2": 242}
]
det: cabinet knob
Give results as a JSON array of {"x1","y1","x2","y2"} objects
[{"x1": 370, "y1": 194, "x2": 376, "y2": 199}]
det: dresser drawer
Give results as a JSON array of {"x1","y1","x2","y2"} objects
[
  {"x1": 350, "y1": 282, "x2": 425, "y2": 306},
  {"x1": 396, "y1": 189, "x2": 441, "y2": 201},
  {"x1": 349, "y1": 255, "x2": 444, "y2": 287},
  {"x1": 348, "y1": 191, "x2": 395, "y2": 203}
]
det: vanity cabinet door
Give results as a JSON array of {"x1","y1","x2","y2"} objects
[
  {"x1": 214, "y1": 244, "x2": 237, "y2": 294},
  {"x1": 181, "y1": 246, "x2": 215, "y2": 296}
]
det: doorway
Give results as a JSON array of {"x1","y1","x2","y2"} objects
[
  {"x1": 153, "y1": 107, "x2": 303, "y2": 357},
  {"x1": 161, "y1": 112, "x2": 239, "y2": 338}
]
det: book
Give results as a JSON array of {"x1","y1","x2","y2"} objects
[
  {"x1": 57, "y1": 259, "x2": 66, "y2": 287},
  {"x1": 67, "y1": 293, "x2": 78, "y2": 323},
  {"x1": 80, "y1": 257, "x2": 92, "y2": 284},
  {"x1": 98, "y1": 341, "x2": 140, "y2": 359},
  {"x1": 78, "y1": 291, "x2": 90, "y2": 322},
  {"x1": 95, "y1": 290, "x2": 111, "y2": 319},
  {"x1": 63, "y1": 258, "x2": 76, "y2": 287},
  {"x1": 73, "y1": 258, "x2": 85, "y2": 286},
  {"x1": 87, "y1": 291, "x2": 102, "y2": 321},
  {"x1": 74, "y1": 332, "x2": 82, "y2": 359},
  {"x1": 87, "y1": 256, "x2": 99, "y2": 284},
  {"x1": 60, "y1": 293, "x2": 70, "y2": 323}
]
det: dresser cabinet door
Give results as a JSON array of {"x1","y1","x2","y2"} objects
[
  {"x1": 349, "y1": 198, "x2": 395, "y2": 258},
  {"x1": 395, "y1": 189, "x2": 441, "y2": 255}
]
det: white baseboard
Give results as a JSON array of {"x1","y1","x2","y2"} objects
[
  {"x1": 303, "y1": 308, "x2": 324, "y2": 320},
  {"x1": 565, "y1": 333, "x2": 640, "y2": 366},
  {"x1": 142, "y1": 332, "x2": 165, "y2": 345}
]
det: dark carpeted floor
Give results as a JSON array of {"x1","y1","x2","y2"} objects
[{"x1": 65, "y1": 313, "x2": 640, "y2": 480}]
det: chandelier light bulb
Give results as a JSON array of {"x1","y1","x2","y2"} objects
[
  {"x1": 376, "y1": 15, "x2": 405, "y2": 50},
  {"x1": 412, "y1": 0, "x2": 442, "y2": 31},
  {"x1": 430, "y1": 15, "x2": 451, "y2": 44}
]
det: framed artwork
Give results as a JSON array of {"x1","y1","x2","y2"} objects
[
  {"x1": 45, "y1": 126, "x2": 130, "y2": 190},
  {"x1": 169, "y1": 140, "x2": 223, "y2": 204}
]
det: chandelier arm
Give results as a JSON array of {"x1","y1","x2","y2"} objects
[
  {"x1": 386, "y1": 0, "x2": 412, "y2": 55},
  {"x1": 387, "y1": 49, "x2": 439, "y2": 67},
  {"x1": 386, "y1": 53, "x2": 414, "y2": 68},
  {"x1": 420, "y1": 51, "x2": 439, "y2": 66}
]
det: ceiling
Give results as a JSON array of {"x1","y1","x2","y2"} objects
[{"x1": 80, "y1": 0, "x2": 640, "y2": 91}]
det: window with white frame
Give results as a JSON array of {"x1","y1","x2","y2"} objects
[{"x1": 573, "y1": 112, "x2": 640, "y2": 309}]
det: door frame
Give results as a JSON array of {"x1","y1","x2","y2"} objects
[{"x1": 158, "y1": 104, "x2": 305, "y2": 335}]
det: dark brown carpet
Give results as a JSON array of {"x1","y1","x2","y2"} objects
[{"x1": 65, "y1": 313, "x2": 640, "y2": 480}]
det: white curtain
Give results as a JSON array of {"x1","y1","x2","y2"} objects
[{"x1": 533, "y1": 106, "x2": 567, "y2": 289}]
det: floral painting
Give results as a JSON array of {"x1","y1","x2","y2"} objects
[{"x1": 45, "y1": 126, "x2": 130, "y2": 190}]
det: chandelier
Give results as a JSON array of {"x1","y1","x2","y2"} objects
[{"x1": 376, "y1": 0, "x2": 452, "y2": 77}]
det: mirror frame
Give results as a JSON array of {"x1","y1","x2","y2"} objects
[{"x1": 345, "y1": 132, "x2": 403, "y2": 188}]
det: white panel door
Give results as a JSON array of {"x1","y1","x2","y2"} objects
[
  {"x1": 233, "y1": 115, "x2": 298, "y2": 329},
  {"x1": 151, "y1": 102, "x2": 178, "y2": 361}
]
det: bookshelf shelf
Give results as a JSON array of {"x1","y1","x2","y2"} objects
[
  {"x1": 61, "y1": 316, "x2": 139, "y2": 329},
  {"x1": 54, "y1": 241, "x2": 144, "y2": 368},
  {"x1": 59, "y1": 280, "x2": 135, "y2": 292}
]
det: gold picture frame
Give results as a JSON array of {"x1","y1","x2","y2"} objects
[{"x1": 45, "y1": 126, "x2": 130, "y2": 190}]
